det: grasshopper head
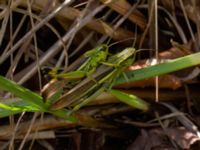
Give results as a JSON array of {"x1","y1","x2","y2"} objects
[
  {"x1": 122, "y1": 47, "x2": 136, "y2": 58},
  {"x1": 84, "y1": 44, "x2": 108, "y2": 57},
  {"x1": 108, "y1": 47, "x2": 136, "y2": 65},
  {"x1": 97, "y1": 44, "x2": 108, "y2": 51}
]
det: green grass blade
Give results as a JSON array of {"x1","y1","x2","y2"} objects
[
  {"x1": 0, "y1": 98, "x2": 77, "y2": 121},
  {"x1": 0, "y1": 76, "x2": 46, "y2": 110},
  {"x1": 109, "y1": 89, "x2": 149, "y2": 111},
  {"x1": 115, "y1": 52, "x2": 200, "y2": 85},
  {"x1": 45, "y1": 89, "x2": 63, "y2": 107},
  {"x1": 0, "y1": 100, "x2": 40, "y2": 118},
  {"x1": 0, "y1": 76, "x2": 77, "y2": 121},
  {"x1": 49, "y1": 109, "x2": 78, "y2": 122},
  {"x1": 0, "y1": 109, "x2": 23, "y2": 118}
]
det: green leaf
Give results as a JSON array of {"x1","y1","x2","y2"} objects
[
  {"x1": 115, "y1": 52, "x2": 200, "y2": 85},
  {"x1": 0, "y1": 76, "x2": 77, "y2": 121},
  {"x1": 0, "y1": 76, "x2": 46, "y2": 110},
  {"x1": 49, "y1": 109, "x2": 78, "y2": 122},
  {"x1": 0, "y1": 100, "x2": 40, "y2": 118},
  {"x1": 0, "y1": 109, "x2": 22, "y2": 118},
  {"x1": 45, "y1": 89, "x2": 63, "y2": 107},
  {"x1": 109, "y1": 89, "x2": 149, "y2": 111}
]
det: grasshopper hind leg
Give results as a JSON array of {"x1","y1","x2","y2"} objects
[
  {"x1": 122, "y1": 72, "x2": 129, "y2": 82},
  {"x1": 86, "y1": 69, "x2": 100, "y2": 85},
  {"x1": 70, "y1": 87, "x2": 105, "y2": 114},
  {"x1": 87, "y1": 75, "x2": 100, "y2": 86}
]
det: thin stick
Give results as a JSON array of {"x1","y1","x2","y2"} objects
[
  {"x1": 0, "y1": 0, "x2": 74, "y2": 64},
  {"x1": 154, "y1": 0, "x2": 159, "y2": 102},
  {"x1": 16, "y1": 3, "x2": 105, "y2": 85}
]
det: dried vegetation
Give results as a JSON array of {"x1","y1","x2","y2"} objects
[{"x1": 1, "y1": 0, "x2": 200, "y2": 149}]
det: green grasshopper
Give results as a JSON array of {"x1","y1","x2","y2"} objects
[
  {"x1": 43, "y1": 44, "x2": 110, "y2": 106},
  {"x1": 48, "y1": 44, "x2": 109, "y2": 81},
  {"x1": 50, "y1": 47, "x2": 149, "y2": 113},
  {"x1": 48, "y1": 38, "x2": 135, "y2": 81}
]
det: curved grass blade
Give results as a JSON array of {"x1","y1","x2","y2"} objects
[
  {"x1": 45, "y1": 89, "x2": 63, "y2": 108},
  {"x1": 115, "y1": 52, "x2": 200, "y2": 85},
  {"x1": 109, "y1": 89, "x2": 149, "y2": 111},
  {"x1": 49, "y1": 109, "x2": 78, "y2": 122},
  {"x1": 0, "y1": 100, "x2": 77, "y2": 122},
  {"x1": 0, "y1": 76, "x2": 46, "y2": 110},
  {"x1": 0, "y1": 76, "x2": 77, "y2": 121},
  {"x1": 0, "y1": 100, "x2": 40, "y2": 118}
]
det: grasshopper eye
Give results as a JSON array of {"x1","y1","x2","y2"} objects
[
  {"x1": 100, "y1": 45, "x2": 108, "y2": 51},
  {"x1": 41, "y1": 66, "x2": 53, "y2": 76}
]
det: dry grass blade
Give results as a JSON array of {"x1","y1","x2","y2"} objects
[
  {"x1": 0, "y1": 117, "x2": 75, "y2": 140},
  {"x1": 11, "y1": 2, "x2": 108, "y2": 85},
  {"x1": 23, "y1": 0, "x2": 134, "y2": 41},
  {"x1": 101, "y1": 0, "x2": 147, "y2": 29},
  {"x1": 0, "y1": 2, "x2": 10, "y2": 46},
  {"x1": 0, "y1": 0, "x2": 73, "y2": 65},
  {"x1": 162, "y1": 103, "x2": 200, "y2": 137},
  {"x1": 1, "y1": 0, "x2": 200, "y2": 149}
]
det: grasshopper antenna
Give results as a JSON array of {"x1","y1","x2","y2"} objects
[
  {"x1": 108, "y1": 37, "x2": 136, "y2": 48},
  {"x1": 132, "y1": 25, "x2": 138, "y2": 47},
  {"x1": 135, "y1": 49, "x2": 155, "y2": 54},
  {"x1": 107, "y1": 24, "x2": 139, "y2": 48}
]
